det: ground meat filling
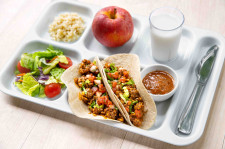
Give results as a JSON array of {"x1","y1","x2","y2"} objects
[
  {"x1": 74, "y1": 59, "x2": 124, "y2": 123},
  {"x1": 104, "y1": 63, "x2": 145, "y2": 127}
]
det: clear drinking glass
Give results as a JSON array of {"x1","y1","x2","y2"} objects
[{"x1": 149, "y1": 7, "x2": 184, "y2": 62}]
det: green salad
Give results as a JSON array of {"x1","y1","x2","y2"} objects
[{"x1": 15, "y1": 45, "x2": 72, "y2": 98}]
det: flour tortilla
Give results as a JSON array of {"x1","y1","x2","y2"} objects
[
  {"x1": 99, "y1": 54, "x2": 157, "y2": 129},
  {"x1": 61, "y1": 58, "x2": 123, "y2": 122}
]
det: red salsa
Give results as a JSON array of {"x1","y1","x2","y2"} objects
[{"x1": 142, "y1": 71, "x2": 174, "y2": 95}]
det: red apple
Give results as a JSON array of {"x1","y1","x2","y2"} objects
[{"x1": 92, "y1": 6, "x2": 134, "y2": 48}]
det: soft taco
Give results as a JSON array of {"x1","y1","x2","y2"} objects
[
  {"x1": 96, "y1": 54, "x2": 157, "y2": 129},
  {"x1": 61, "y1": 58, "x2": 126, "y2": 122}
]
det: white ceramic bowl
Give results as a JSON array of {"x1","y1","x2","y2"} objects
[{"x1": 141, "y1": 64, "x2": 179, "y2": 102}]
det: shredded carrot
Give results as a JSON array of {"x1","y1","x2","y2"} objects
[
  {"x1": 18, "y1": 80, "x2": 23, "y2": 82},
  {"x1": 16, "y1": 73, "x2": 26, "y2": 76},
  {"x1": 49, "y1": 56, "x2": 58, "y2": 63}
]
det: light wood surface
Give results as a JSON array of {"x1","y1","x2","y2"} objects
[{"x1": 0, "y1": 0, "x2": 225, "y2": 149}]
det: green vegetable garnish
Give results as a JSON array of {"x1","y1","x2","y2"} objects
[
  {"x1": 120, "y1": 93, "x2": 127, "y2": 103},
  {"x1": 129, "y1": 100, "x2": 138, "y2": 113},
  {"x1": 109, "y1": 63, "x2": 117, "y2": 73},
  {"x1": 96, "y1": 73, "x2": 101, "y2": 80},
  {"x1": 82, "y1": 86, "x2": 87, "y2": 94},
  {"x1": 104, "y1": 68, "x2": 110, "y2": 73},
  {"x1": 90, "y1": 100, "x2": 96, "y2": 108},
  {"x1": 106, "y1": 73, "x2": 113, "y2": 81},
  {"x1": 123, "y1": 87, "x2": 129, "y2": 98},
  {"x1": 126, "y1": 79, "x2": 135, "y2": 85},
  {"x1": 107, "y1": 80, "x2": 112, "y2": 88},
  {"x1": 85, "y1": 79, "x2": 90, "y2": 84},
  {"x1": 93, "y1": 60, "x2": 96, "y2": 65}
]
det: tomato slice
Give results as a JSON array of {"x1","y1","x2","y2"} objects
[
  {"x1": 58, "y1": 57, "x2": 73, "y2": 69},
  {"x1": 44, "y1": 83, "x2": 61, "y2": 98},
  {"x1": 17, "y1": 61, "x2": 30, "y2": 73}
]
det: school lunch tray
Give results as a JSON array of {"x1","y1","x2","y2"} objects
[{"x1": 0, "y1": 0, "x2": 225, "y2": 146}]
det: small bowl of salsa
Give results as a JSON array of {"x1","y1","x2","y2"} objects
[{"x1": 141, "y1": 64, "x2": 178, "y2": 102}]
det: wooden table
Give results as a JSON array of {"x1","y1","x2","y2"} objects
[{"x1": 0, "y1": 0, "x2": 225, "y2": 148}]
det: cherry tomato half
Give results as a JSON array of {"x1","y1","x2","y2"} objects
[
  {"x1": 17, "y1": 61, "x2": 30, "y2": 73},
  {"x1": 44, "y1": 83, "x2": 61, "y2": 98},
  {"x1": 59, "y1": 57, "x2": 73, "y2": 69}
]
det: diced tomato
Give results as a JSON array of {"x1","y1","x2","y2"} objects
[
  {"x1": 105, "y1": 63, "x2": 110, "y2": 68},
  {"x1": 112, "y1": 71, "x2": 119, "y2": 79},
  {"x1": 89, "y1": 75, "x2": 96, "y2": 83},
  {"x1": 127, "y1": 100, "x2": 132, "y2": 106},
  {"x1": 112, "y1": 81, "x2": 117, "y2": 88},
  {"x1": 119, "y1": 77, "x2": 126, "y2": 83},
  {"x1": 44, "y1": 83, "x2": 61, "y2": 98},
  {"x1": 135, "y1": 110, "x2": 143, "y2": 118},
  {"x1": 91, "y1": 86, "x2": 98, "y2": 94},
  {"x1": 125, "y1": 106, "x2": 129, "y2": 113},
  {"x1": 98, "y1": 84, "x2": 106, "y2": 93},
  {"x1": 59, "y1": 57, "x2": 73, "y2": 69},
  {"x1": 97, "y1": 96, "x2": 113, "y2": 107},
  {"x1": 17, "y1": 61, "x2": 30, "y2": 73},
  {"x1": 112, "y1": 87, "x2": 117, "y2": 93},
  {"x1": 106, "y1": 100, "x2": 113, "y2": 107},
  {"x1": 107, "y1": 73, "x2": 113, "y2": 78},
  {"x1": 97, "y1": 97, "x2": 104, "y2": 105},
  {"x1": 109, "y1": 105, "x2": 115, "y2": 109},
  {"x1": 123, "y1": 71, "x2": 129, "y2": 78}
]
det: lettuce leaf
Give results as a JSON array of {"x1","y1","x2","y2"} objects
[
  {"x1": 15, "y1": 73, "x2": 40, "y2": 96},
  {"x1": 41, "y1": 55, "x2": 68, "y2": 74},
  {"x1": 45, "y1": 76, "x2": 58, "y2": 85},
  {"x1": 20, "y1": 53, "x2": 35, "y2": 70},
  {"x1": 39, "y1": 85, "x2": 46, "y2": 98},
  {"x1": 50, "y1": 67, "x2": 65, "y2": 83},
  {"x1": 32, "y1": 46, "x2": 63, "y2": 59}
]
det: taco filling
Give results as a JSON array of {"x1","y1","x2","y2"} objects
[
  {"x1": 74, "y1": 59, "x2": 125, "y2": 122},
  {"x1": 103, "y1": 63, "x2": 144, "y2": 127}
]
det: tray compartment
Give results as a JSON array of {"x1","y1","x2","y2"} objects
[
  {"x1": 170, "y1": 36, "x2": 222, "y2": 136},
  {"x1": 132, "y1": 26, "x2": 194, "y2": 70},
  {"x1": 0, "y1": 40, "x2": 82, "y2": 101},
  {"x1": 35, "y1": 1, "x2": 93, "y2": 44},
  {"x1": 83, "y1": 17, "x2": 141, "y2": 55}
]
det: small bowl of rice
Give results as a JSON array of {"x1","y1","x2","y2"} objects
[{"x1": 49, "y1": 13, "x2": 86, "y2": 42}]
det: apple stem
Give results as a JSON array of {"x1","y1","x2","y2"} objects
[{"x1": 111, "y1": 8, "x2": 117, "y2": 19}]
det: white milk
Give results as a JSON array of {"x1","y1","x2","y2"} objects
[{"x1": 150, "y1": 14, "x2": 182, "y2": 62}]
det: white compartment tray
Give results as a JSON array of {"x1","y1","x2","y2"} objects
[{"x1": 0, "y1": 0, "x2": 224, "y2": 146}]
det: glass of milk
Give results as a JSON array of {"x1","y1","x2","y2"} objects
[{"x1": 149, "y1": 7, "x2": 184, "y2": 62}]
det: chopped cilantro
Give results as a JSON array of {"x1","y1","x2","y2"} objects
[
  {"x1": 106, "y1": 73, "x2": 113, "y2": 81},
  {"x1": 90, "y1": 100, "x2": 96, "y2": 108},
  {"x1": 97, "y1": 73, "x2": 102, "y2": 80},
  {"x1": 129, "y1": 100, "x2": 138, "y2": 113},
  {"x1": 85, "y1": 79, "x2": 90, "y2": 84},
  {"x1": 110, "y1": 63, "x2": 117, "y2": 73},
  {"x1": 104, "y1": 68, "x2": 110, "y2": 73}
]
